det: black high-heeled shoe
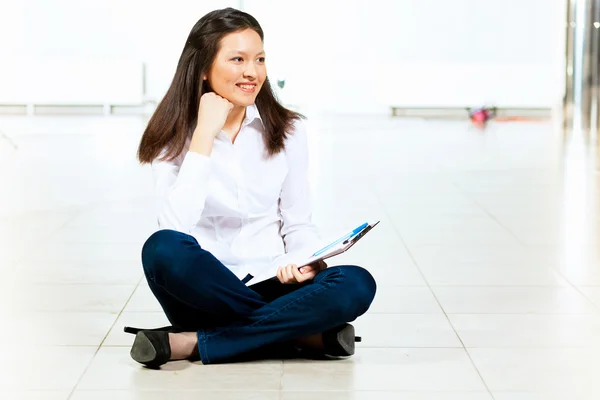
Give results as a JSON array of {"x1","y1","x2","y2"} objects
[
  {"x1": 322, "y1": 323, "x2": 361, "y2": 357},
  {"x1": 130, "y1": 330, "x2": 171, "y2": 369}
]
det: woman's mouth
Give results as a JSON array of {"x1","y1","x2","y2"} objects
[{"x1": 236, "y1": 83, "x2": 257, "y2": 93}]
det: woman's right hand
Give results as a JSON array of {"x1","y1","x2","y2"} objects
[
  {"x1": 194, "y1": 92, "x2": 234, "y2": 140},
  {"x1": 276, "y1": 262, "x2": 326, "y2": 284}
]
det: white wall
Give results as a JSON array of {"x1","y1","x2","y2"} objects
[
  {"x1": 246, "y1": 0, "x2": 566, "y2": 113},
  {"x1": 0, "y1": 0, "x2": 566, "y2": 113},
  {"x1": 0, "y1": 0, "x2": 237, "y2": 104}
]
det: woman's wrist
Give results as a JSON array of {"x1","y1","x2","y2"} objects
[{"x1": 189, "y1": 132, "x2": 215, "y2": 156}]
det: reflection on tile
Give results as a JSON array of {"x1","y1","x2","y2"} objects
[
  {"x1": 24, "y1": 243, "x2": 141, "y2": 263},
  {"x1": 0, "y1": 312, "x2": 117, "y2": 346},
  {"x1": 0, "y1": 284, "x2": 135, "y2": 313},
  {"x1": 8, "y1": 260, "x2": 143, "y2": 285},
  {"x1": 419, "y1": 264, "x2": 568, "y2": 286},
  {"x1": 0, "y1": 346, "x2": 96, "y2": 390},
  {"x1": 354, "y1": 314, "x2": 461, "y2": 348},
  {"x1": 77, "y1": 347, "x2": 282, "y2": 391},
  {"x1": 409, "y1": 245, "x2": 549, "y2": 269},
  {"x1": 282, "y1": 392, "x2": 493, "y2": 400},
  {"x1": 50, "y1": 225, "x2": 153, "y2": 245},
  {"x1": 468, "y1": 347, "x2": 600, "y2": 393},
  {"x1": 71, "y1": 391, "x2": 280, "y2": 400},
  {"x1": 393, "y1": 217, "x2": 519, "y2": 247},
  {"x1": 493, "y1": 392, "x2": 595, "y2": 400},
  {"x1": 0, "y1": 391, "x2": 71, "y2": 400},
  {"x1": 282, "y1": 348, "x2": 486, "y2": 391},
  {"x1": 432, "y1": 286, "x2": 598, "y2": 314},
  {"x1": 449, "y1": 314, "x2": 600, "y2": 347},
  {"x1": 578, "y1": 286, "x2": 600, "y2": 307}
]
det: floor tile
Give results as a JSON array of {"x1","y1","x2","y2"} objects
[
  {"x1": 123, "y1": 284, "x2": 162, "y2": 312},
  {"x1": 71, "y1": 391, "x2": 280, "y2": 400},
  {"x1": 282, "y1": 392, "x2": 493, "y2": 400},
  {"x1": 419, "y1": 264, "x2": 568, "y2": 286},
  {"x1": 0, "y1": 284, "x2": 135, "y2": 313},
  {"x1": 432, "y1": 286, "x2": 598, "y2": 314},
  {"x1": 3, "y1": 112, "x2": 600, "y2": 400},
  {"x1": 368, "y1": 286, "x2": 443, "y2": 314},
  {"x1": 0, "y1": 312, "x2": 117, "y2": 346},
  {"x1": 282, "y1": 348, "x2": 487, "y2": 391},
  {"x1": 408, "y1": 245, "x2": 553, "y2": 270},
  {"x1": 50, "y1": 225, "x2": 154, "y2": 245},
  {"x1": 578, "y1": 286, "x2": 600, "y2": 307},
  {"x1": 354, "y1": 314, "x2": 462, "y2": 348},
  {"x1": 76, "y1": 347, "x2": 282, "y2": 390},
  {"x1": 449, "y1": 314, "x2": 600, "y2": 347},
  {"x1": 103, "y1": 312, "x2": 170, "y2": 346},
  {"x1": 493, "y1": 392, "x2": 596, "y2": 400},
  {"x1": 393, "y1": 216, "x2": 519, "y2": 247},
  {"x1": 0, "y1": 346, "x2": 96, "y2": 390},
  {"x1": 468, "y1": 347, "x2": 600, "y2": 393},
  {"x1": 7, "y1": 260, "x2": 143, "y2": 285},
  {"x1": 23, "y1": 242, "x2": 141, "y2": 263},
  {"x1": 0, "y1": 391, "x2": 71, "y2": 399}
]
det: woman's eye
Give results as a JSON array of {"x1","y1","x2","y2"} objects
[
  {"x1": 232, "y1": 57, "x2": 243, "y2": 62},
  {"x1": 257, "y1": 57, "x2": 265, "y2": 63}
]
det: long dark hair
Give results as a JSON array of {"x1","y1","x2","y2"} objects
[{"x1": 137, "y1": 7, "x2": 303, "y2": 164}]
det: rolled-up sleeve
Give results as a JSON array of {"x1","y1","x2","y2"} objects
[
  {"x1": 152, "y1": 151, "x2": 212, "y2": 234},
  {"x1": 279, "y1": 120, "x2": 322, "y2": 255}
]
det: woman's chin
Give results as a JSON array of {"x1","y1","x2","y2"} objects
[{"x1": 231, "y1": 98, "x2": 256, "y2": 107}]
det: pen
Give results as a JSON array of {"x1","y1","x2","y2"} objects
[{"x1": 312, "y1": 222, "x2": 369, "y2": 257}]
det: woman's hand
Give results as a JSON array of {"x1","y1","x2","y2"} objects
[
  {"x1": 194, "y1": 92, "x2": 234, "y2": 140},
  {"x1": 276, "y1": 260, "x2": 328, "y2": 284},
  {"x1": 189, "y1": 92, "x2": 234, "y2": 156}
]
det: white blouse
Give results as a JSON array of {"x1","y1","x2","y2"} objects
[{"x1": 150, "y1": 104, "x2": 322, "y2": 284}]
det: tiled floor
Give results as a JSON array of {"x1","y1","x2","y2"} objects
[{"x1": 0, "y1": 113, "x2": 599, "y2": 399}]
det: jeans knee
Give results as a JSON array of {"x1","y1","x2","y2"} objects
[
  {"x1": 141, "y1": 229, "x2": 192, "y2": 280},
  {"x1": 345, "y1": 265, "x2": 377, "y2": 313},
  {"x1": 326, "y1": 265, "x2": 377, "y2": 321}
]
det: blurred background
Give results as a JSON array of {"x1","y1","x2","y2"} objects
[
  {"x1": 0, "y1": 0, "x2": 567, "y2": 114},
  {"x1": 1, "y1": 1, "x2": 599, "y2": 399}
]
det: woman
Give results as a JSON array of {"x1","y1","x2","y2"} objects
[{"x1": 128, "y1": 7, "x2": 376, "y2": 367}]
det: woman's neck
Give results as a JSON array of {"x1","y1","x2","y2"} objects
[{"x1": 222, "y1": 105, "x2": 246, "y2": 136}]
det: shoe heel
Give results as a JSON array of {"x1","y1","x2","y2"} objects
[
  {"x1": 124, "y1": 325, "x2": 175, "y2": 335},
  {"x1": 124, "y1": 326, "x2": 141, "y2": 335},
  {"x1": 130, "y1": 331, "x2": 171, "y2": 369},
  {"x1": 336, "y1": 324, "x2": 356, "y2": 355}
]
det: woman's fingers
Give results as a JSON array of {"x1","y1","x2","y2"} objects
[
  {"x1": 294, "y1": 264, "x2": 319, "y2": 282},
  {"x1": 292, "y1": 265, "x2": 311, "y2": 282},
  {"x1": 277, "y1": 264, "x2": 299, "y2": 284},
  {"x1": 278, "y1": 263, "x2": 322, "y2": 284},
  {"x1": 285, "y1": 264, "x2": 297, "y2": 283}
]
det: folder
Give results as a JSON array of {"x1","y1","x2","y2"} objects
[{"x1": 294, "y1": 220, "x2": 380, "y2": 269}]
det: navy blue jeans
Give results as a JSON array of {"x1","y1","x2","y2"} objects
[{"x1": 140, "y1": 229, "x2": 377, "y2": 364}]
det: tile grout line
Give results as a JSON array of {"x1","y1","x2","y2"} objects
[
  {"x1": 449, "y1": 172, "x2": 600, "y2": 314},
  {"x1": 373, "y1": 191, "x2": 496, "y2": 399},
  {"x1": 10, "y1": 207, "x2": 87, "y2": 267},
  {"x1": 448, "y1": 179, "x2": 526, "y2": 248},
  {"x1": 66, "y1": 274, "x2": 145, "y2": 399}
]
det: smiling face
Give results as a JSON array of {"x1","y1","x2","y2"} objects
[{"x1": 204, "y1": 28, "x2": 267, "y2": 107}]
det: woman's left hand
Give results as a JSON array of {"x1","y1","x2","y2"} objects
[{"x1": 276, "y1": 260, "x2": 327, "y2": 284}]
